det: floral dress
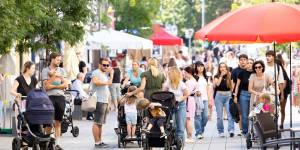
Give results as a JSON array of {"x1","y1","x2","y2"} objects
[{"x1": 185, "y1": 78, "x2": 197, "y2": 118}]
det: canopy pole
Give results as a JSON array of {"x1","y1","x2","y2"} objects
[
  {"x1": 290, "y1": 43, "x2": 293, "y2": 150},
  {"x1": 273, "y1": 42, "x2": 279, "y2": 140}
]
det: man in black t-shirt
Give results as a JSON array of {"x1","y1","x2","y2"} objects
[{"x1": 230, "y1": 54, "x2": 248, "y2": 136}]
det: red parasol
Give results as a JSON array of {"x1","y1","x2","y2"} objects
[
  {"x1": 195, "y1": 2, "x2": 300, "y2": 44},
  {"x1": 151, "y1": 24, "x2": 183, "y2": 46}
]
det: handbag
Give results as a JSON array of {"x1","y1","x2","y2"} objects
[{"x1": 81, "y1": 82, "x2": 98, "y2": 112}]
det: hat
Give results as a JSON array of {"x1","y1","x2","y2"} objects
[
  {"x1": 195, "y1": 61, "x2": 204, "y2": 66},
  {"x1": 206, "y1": 72, "x2": 212, "y2": 77},
  {"x1": 111, "y1": 60, "x2": 118, "y2": 67}
]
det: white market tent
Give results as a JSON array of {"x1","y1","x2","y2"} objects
[{"x1": 86, "y1": 29, "x2": 153, "y2": 50}]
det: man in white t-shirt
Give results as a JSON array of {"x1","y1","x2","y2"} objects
[
  {"x1": 265, "y1": 51, "x2": 284, "y2": 102},
  {"x1": 175, "y1": 53, "x2": 186, "y2": 68}
]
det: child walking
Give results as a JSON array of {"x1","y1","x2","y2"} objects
[
  {"x1": 138, "y1": 98, "x2": 167, "y2": 138},
  {"x1": 119, "y1": 86, "x2": 140, "y2": 139}
]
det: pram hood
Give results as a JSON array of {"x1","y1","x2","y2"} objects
[
  {"x1": 149, "y1": 92, "x2": 175, "y2": 110},
  {"x1": 24, "y1": 89, "x2": 54, "y2": 124},
  {"x1": 26, "y1": 89, "x2": 54, "y2": 111}
]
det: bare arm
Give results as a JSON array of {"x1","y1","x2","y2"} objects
[
  {"x1": 177, "y1": 88, "x2": 189, "y2": 103},
  {"x1": 207, "y1": 85, "x2": 211, "y2": 101},
  {"x1": 45, "y1": 78, "x2": 68, "y2": 90},
  {"x1": 234, "y1": 79, "x2": 241, "y2": 97},
  {"x1": 130, "y1": 77, "x2": 146, "y2": 95},
  {"x1": 10, "y1": 80, "x2": 21, "y2": 98},
  {"x1": 92, "y1": 76, "x2": 112, "y2": 86},
  {"x1": 121, "y1": 76, "x2": 130, "y2": 89},
  {"x1": 215, "y1": 76, "x2": 223, "y2": 87},
  {"x1": 162, "y1": 83, "x2": 168, "y2": 91},
  {"x1": 230, "y1": 79, "x2": 234, "y2": 93},
  {"x1": 43, "y1": 73, "x2": 57, "y2": 87}
]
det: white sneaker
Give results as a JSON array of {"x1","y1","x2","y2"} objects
[
  {"x1": 237, "y1": 130, "x2": 242, "y2": 136},
  {"x1": 219, "y1": 133, "x2": 225, "y2": 138},
  {"x1": 185, "y1": 138, "x2": 194, "y2": 143},
  {"x1": 197, "y1": 134, "x2": 203, "y2": 139}
]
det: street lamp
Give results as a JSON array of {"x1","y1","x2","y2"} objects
[{"x1": 185, "y1": 28, "x2": 194, "y2": 56}]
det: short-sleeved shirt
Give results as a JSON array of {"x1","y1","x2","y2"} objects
[
  {"x1": 42, "y1": 67, "x2": 67, "y2": 96},
  {"x1": 127, "y1": 68, "x2": 144, "y2": 87},
  {"x1": 196, "y1": 76, "x2": 212, "y2": 101},
  {"x1": 231, "y1": 66, "x2": 246, "y2": 84},
  {"x1": 15, "y1": 75, "x2": 38, "y2": 96},
  {"x1": 214, "y1": 75, "x2": 232, "y2": 92},
  {"x1": 91, "y1": 69, "x2": 109, "y2": 103},
  {"x1": 261, "y1": 104, "x2": 270, "y2": 113},
  {"x1": 238, "y1": 70, "x2": 254, "y2": 91},
  {"x1": 79, "y1": 61, "x2": 86, "y2": 73},
  {"x1": 141, "y1": 71, "x2": 166, "y2": 99},
  {"x1": 265, "y1": 64, "x2": 284, "y2": 84},
  {"x1": 165, "y1": 81, "x2": 187, "y2": 101}
]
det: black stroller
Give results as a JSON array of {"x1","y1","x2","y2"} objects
[
  {"x1": 142, "y1": 92, "x2": 183, "y2": 150},
  {"x1": 60, "y1": 90, "x2": 79, "y2": 137},
  {"x1": 12, "y1": 89, "x2": 56, "y2": 150},
  {"x1": 115, "y1": 96, "x2": 143, "y2": 148}
]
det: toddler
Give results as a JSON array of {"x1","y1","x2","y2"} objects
[
  {"x1": 48, "y1": 70, "x2": 62, "y2": 85},
  {"x1": 119, "y1": 86, "x2": 139, "y2": 139},
  {"x1": 259, "y1": 93, "x2": 271, "y2": 114},
  {"x1": 138, "y1": 99, "x2": 167, "y2": 138}
]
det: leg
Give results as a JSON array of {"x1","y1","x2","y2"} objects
[
  {"x1": 186, "y1": 117, "x2": 193, "y2": 139},
  {"x1": 194, "y1": 114, "x2": 201, "y2": 136},
  {"x1": 131, "y1": 125, "x2": 136, "y2": 136},
  {"x1": 280, "y1": 99, "x2": 287, "y2": 126},
  {"x1": 215, "y1": 93, "x2": 224, "y2": 134},
  {"x1": 113, "y1": 100, "x2": 118, "y2": 111},
  {"x1": 239, "y1": 91, "x2": 250, "y2": 134},
  {"x1": 176, "y1": 103, "x2": 187, "y2": 144},
  {"x1": 200, "y1": 101, "x2": 209, "y2": 135},
  {"x1": 126, "y1": 124, "x2": 132, "y2": 137},
  {"x1": 209, "y1": 105, "x2": 213, "y2": 121},
  {"x1": 223, "y1": 108, "x2": 227, "y2": 119},
  {"x1": 53, "y1": 120, "x2": 62, "y2": 138},
  {"x1": 92, "y1": 124, "x2": 101, "y2": 143}
]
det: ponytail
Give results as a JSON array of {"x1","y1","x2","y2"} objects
[{"x1": 149, "y1": 66, "x2": 158, "y2": 77}]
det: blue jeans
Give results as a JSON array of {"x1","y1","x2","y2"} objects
[
  {"x1": 194, "y1": 100, "x2": 208, "y2": 136},
  {"x1": 239, "y1": 90, "x2": 251, "y2": 134},
  {"x1": 173, "y1": 102, "x2": 186, "y2": 146},
  {"x1": 215, "y1": 92, "x2": 234, "y2": 134}
]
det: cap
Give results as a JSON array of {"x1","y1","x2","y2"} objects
[{"x1": 195, "y1": 61, "x2": 204, "y2": 66}]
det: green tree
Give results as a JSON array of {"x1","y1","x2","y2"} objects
[{"x1": 112, "y1": 0, "x2": 161, "y2": 38}]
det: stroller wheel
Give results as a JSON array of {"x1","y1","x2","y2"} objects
[
  {"x1": 118, "y1": 134, "x2": 122, "y2": 148},
  {"x1": 12, "y1": 137, "x2": 22, "y2": 150},
  {"x1": 142, "y1": 141, "x2": 150, "y2": 150},
  {"x1": 72, "y1": 126, "x2": 79, "y2": 137},
  {"x1": 138, "y1": 140, "x2": 142, "y2": 148},
  {"x1": 176, "y1": 136, "x2": 183, "y2": 150},
  {"x1": 164, "y1": 140, "x2": 171, "y2": 150},
  {"x1": 246, "y1": 133, "x2": 252, "y2": 149}
]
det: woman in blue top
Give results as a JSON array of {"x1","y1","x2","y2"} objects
[{"x1": 121, "y1": 60, "x2": 144, "y2": 98}]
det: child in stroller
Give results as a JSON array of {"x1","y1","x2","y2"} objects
[
  {"x1": 246, "y1": 93, "x2": 275, "y2": 149},
  {"x1": 139, "y1": 99, "x2": 167, "y2": 138}
]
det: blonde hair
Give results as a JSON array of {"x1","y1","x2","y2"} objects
[
  {"x1": 168, "y1": 58, "x2": 177, "y2": 68},
  {"x1": 126, "y1": 86, "x2": 139, "y2": 105},
  {"x1": 216, "y1": 62, "x2": 233, "y2": 89},
  {"x1": 137, "y1": 98, "x2": 150, "y2": 109},
  {"x1": 132, "y1": 60, "x2": 140, "y2": 66},
  {"x1": 168, "y1": 67, "x2": 182, "y2": 90},
  {"x1": 148, "y1": 58, "x2": 158, "y2": 77},
  {"x1": 259, "y1": 93, "x2": 271, "y2": 105}
]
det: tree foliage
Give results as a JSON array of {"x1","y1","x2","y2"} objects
[
  {"x1": 0, "y1": 0, "x2": 94, "y2": 58},
  {"x1": 111, "y1": 0, "x2": 161, "y2": 38}
]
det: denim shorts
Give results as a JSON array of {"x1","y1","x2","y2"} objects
[{"x1": 126, "y1": 112, "x2": 137, "y2": 125}]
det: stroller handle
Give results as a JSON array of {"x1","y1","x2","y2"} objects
[{"x1": 154, "y1": 106, "x2": 169, "y2": 109}]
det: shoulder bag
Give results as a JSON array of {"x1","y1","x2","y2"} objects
[{"x1": 81, "y1": 82, "x2": 98, "y2": 112}]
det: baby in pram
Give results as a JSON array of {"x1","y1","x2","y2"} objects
[{"x1": 139, "y1": 99, "x2": 167, "y2": 138}]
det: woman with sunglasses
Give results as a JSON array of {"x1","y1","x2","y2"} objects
[
  {"x1": 248, "y1": 61, "x2": 274, "y2": 113},
  {"x1": 214, "y1": 62, "x2": 234, "y2": 137}
]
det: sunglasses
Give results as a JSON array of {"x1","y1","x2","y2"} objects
[
  {"x1": 102, "y1": 64, "x2": 109, "y2": 67},
  {"x1": 255, "y1": 66, "x2": 262, "y2": 69}
]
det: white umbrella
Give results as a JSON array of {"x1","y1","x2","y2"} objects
[
  {"x1": 86, "y1": 29, "x2": 153, "y2": 50},
  {"x1": 63, "y1": 42, "x2": 79, "y2": 81},
  {"x1": 0, "y1": 54, "x2": 16, "y2": 75}
]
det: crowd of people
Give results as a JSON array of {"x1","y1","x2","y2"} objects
[{"x1": 7, "y1": 47, "x2": 293, "y2": 149}]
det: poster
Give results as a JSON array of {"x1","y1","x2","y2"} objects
[{"x1": 152, "y1": 45, "x2": 162, "y2": 59}]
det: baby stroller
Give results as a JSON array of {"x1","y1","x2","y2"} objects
[
  {"x1": 246, "y1": 101, "x2": 276, "y2": 149},
  {"x1": 60, "y1": 90, "x2": 79, "y2": 137},
  {"x1": 115, "y1": 96, "x2": 143, "y2": 148},
  {"x1": 142, "y1": 92, "x2": 183, "y2": 150},
  {"x1": 12, "y1": 89, "x2": 56, "y2": 150}
]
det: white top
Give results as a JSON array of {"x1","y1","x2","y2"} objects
[
  {"x1": 175, "y1": 59, "x2": 185, "y2": 68},
  {"x1": 165, "y1": 81, "x2": 187, "y2": 101},
  {"x1": 71, "y1": 79, "x2": 87, "y2": 99},
  {"x1": 196, "y1": 76, "x2": 212, "y2": 101},
  {"x1": 124, "y1": 100, "x2": 137, "y2": 114},
  {"x1": 265, "y1": 64, "x2": 284, "y2": 84},
  {"x1": 227, "y1": 59, "x2": 239, "y2": 69}
]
